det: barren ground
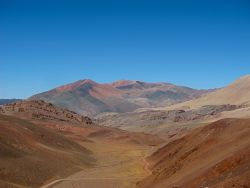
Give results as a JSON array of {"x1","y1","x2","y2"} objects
[{"x1": 41, "y1": 138, "x2": 156, "y2": 188}]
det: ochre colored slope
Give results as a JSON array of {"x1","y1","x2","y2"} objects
[
  {"x1": 0, "y1": 114, "x2": 94, "y2": 188},
  {"x1": 137, "y1": 118, "x2": 250, "y2": 188}
]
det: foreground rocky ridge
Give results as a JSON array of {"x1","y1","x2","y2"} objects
[{"x1": 0, "y1": 100, "x2": 93, "y2": 125}]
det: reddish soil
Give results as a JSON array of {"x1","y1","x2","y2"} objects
[
  {"x1": 0, "y1": 114, "x2": 94, "y2": 188},
  {"x1": 137, "y1": 118, "x2": 250, "y2": 188}
]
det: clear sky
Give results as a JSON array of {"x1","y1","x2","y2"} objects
[{"x1": 1, "y1": 0, "x2": 250, "y2": 99}]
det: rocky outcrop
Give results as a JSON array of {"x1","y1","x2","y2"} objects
[
  {"x1": 0, "y1": 106, "x2": 4, "y2": 114},
  {"x1": 1, "y1": 100, "x2": 93, "y2": 125},
  {"x1": 139, "y1": 104, "x2": 240, "y2": 122},
  {"x1": 97, "y1": 104, "x2": 241, "y2": 128}
]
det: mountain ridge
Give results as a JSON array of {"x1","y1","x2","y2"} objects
[
  {"x1": 159, "y1": 74, "x2": 250, "y2": 110},
  {"x1": 29, "y1": 79, "x2": 212, "y2": 116},
  {"x1": 97, "y1": 75, "x2": 250, "y2": 137},
  {"x1": 0, "y1": 99, "x2": 22, "y2": 105}
]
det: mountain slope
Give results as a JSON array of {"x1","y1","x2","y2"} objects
[
  {"x1": 163, "y1": 75, "x2": 250, "y2": 110},
  {"x1": 137, "y1": 118, "x2": 250, "y2": 188},
  {"x1": 0, "y1": 114, "x2": 94, "y2": 188},
  {"x1": 98, "y1": 75, "x2": 250, "y2": 134},
  {"x1": 29, "y1": 79, "x2": 211, "y2": 116},
  {"x1": 29, "y1": 80, "x2": 139, "y2": 116}
]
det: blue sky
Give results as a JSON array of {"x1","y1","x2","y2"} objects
[{"x1": 1, "y1": 0, "x2": 250, "y2": 98}]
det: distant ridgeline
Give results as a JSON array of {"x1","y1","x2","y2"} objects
[{"x1": 0, "y1": 99, "x2": 22, "y2": 105}]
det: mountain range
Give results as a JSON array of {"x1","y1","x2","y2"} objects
[
  {"x1": 29, "y1": 79, "x2": 212, "y2": 116},
  {"x1": 1, "y1": 75, "x2": 250, "y2": 188},
  {"x1": 0, "y1": 99, "x2": 22, "y2": 105},
  {"x1": 97, "y1": 75, "x2": 250, "y2": 133}
]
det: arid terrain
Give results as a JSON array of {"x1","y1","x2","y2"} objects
[
  {"x1": 29, "y1": 79, "x2": 211, "y2": 116},
  {"x1": 97, "y1": 76, "x2": 250, "y2": 139},
  {"x1": 0, "y1": 113, "x2": 94, "y2": 188},
  {"x1": 0, "y1": 100, "x2": 163, "y2": 188},
  {"x1": 41, "y1": 140, "x2": 153, "y2": 188},
  {"x1": 0, "y1": 76, "x2": 250, "y2": 188},
  {"x1": 2, "y1": 0, "x2": 250, "y2": 187},
  {"x1": 137, "y1": 118, "x2": 250, "y2": 188}
]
